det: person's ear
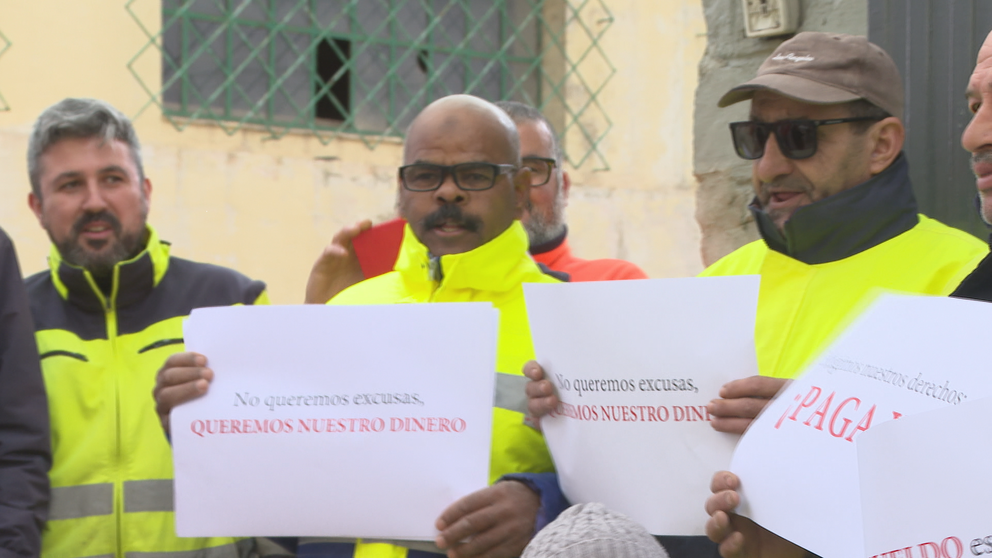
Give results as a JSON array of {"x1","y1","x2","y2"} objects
[
  {"x1": 560, "y1": 170, "x2": 571, "y2": 206},
  {"x1": 512, "y1": 167, "x2": 530, "y2": 216},
  {"x1": 867, "y1": 116, "x2": 904, "y2": 175},
  {"x1": 28, "y1": 192, "x2": 43, "y2": 226}
]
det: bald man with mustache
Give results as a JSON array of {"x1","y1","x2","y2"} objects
[{"x1": 155, "y1": 95, "x2": 566, "y2": 558}]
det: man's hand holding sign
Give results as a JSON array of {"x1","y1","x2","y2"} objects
[
  {"x1": 521, "y1": 276, "x2": 761, "y2": 536},
  {"x1": 156, "y1": 95, "x2": 564, "y2": 558},
  {"x1": 166, "y1": 304, "x2": 498, "y2": 541}
]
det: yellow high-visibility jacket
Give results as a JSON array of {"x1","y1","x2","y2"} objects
[
  {"x1": 318, "y1": 221, "x2": 558, "y2": 558},
  {"x1": 26, "y1": 226, "x2": 268, "y2": 558},
  {"x1": 702, "y1": 211, "x2": 985, "y2": 379}
]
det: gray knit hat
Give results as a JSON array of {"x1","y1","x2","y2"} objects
[{"x1": 522, "y1": 503, "x2": 670, "y2": 558}]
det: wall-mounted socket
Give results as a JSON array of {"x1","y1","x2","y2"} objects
[{"x1": 742, "y1": 0, "x2": 800, "y2": 38}]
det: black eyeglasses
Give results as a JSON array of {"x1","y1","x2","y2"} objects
[
  {"x1": 522, "y1": 157, "x2": 557, "y2": 187},
  {"x1": 398, "y1": 162, "x2": 517, "y2": 192},
  {"x1": 729, "y1": 117, "x2": 881, "y2": 160}
]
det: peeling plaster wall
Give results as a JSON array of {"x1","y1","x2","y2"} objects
[
  {"x1": 560, "y1": 0, "x2": 708, "y2": 279},
  {"x1": 0, "y1": 0, "x2": 710, "y2": 302},
  {"x1": 693, "y1": 0, "x2": 867, "y2": 266}
]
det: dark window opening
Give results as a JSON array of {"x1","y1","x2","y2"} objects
[{"x1": 315, "y1": 37, "x2": 351, "y2": 121}]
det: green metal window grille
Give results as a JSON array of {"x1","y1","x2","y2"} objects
[
  {"x1": 127, "y1": 0, "x2": 614, "y2": 168},
  {"x1": 0, "y1": 31, "x2": 11, "y2": 111}
]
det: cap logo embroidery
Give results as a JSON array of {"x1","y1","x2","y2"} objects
[{"x1": 772, "y1": 52, "x2": 815, "y2": 63}]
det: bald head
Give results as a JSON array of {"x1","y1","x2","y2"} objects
[
  {"x1": 963, "y1": 30, "x2": 992, "y2": 223},
  {"x1": 405, "y1": 95, "x2": 520, "y2": 165},
  {"x1": 398, "y1": 94, "x2": 529, "y2": 257}
]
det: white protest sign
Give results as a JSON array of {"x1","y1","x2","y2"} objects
[
  {"x1": 173, "y1": 303, "x2": 498, "y2": 539},
  {"x1": 525, "y1": 276, "x2": 760, "y2": 535},
  {"x1": 731, "y1": 294, "x2": 992, "y2": 558},
  {"x1": 859, "y1": 396, "x2": 992, "y2": 558}
]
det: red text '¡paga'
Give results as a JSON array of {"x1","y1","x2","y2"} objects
[
  {"x1": 189, "y1": 416, "x2": 467, "y2": 437},
  {"x1": 774, "y1": 385, "x2": 906, "y2": 443}
]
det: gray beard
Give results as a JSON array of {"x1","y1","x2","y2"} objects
[{"x1": 525, "y1": 193, "x2": 567, "y2": 246}]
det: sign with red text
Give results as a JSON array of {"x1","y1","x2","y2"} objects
[
  {"x1": 859, "y1": 396, "x2": 992, "y2": 558},
  {"x1": 173, "y1": 304, "x2": 498, "y2": 539},
  {"x1": 731, "y1": 294, "x2": 992, "y2": 558},
  {"x1": 524, "y1": 276, "x2": 760, "y2": 535}
]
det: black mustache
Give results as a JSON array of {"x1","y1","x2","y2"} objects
[
  {"x1": 972, "y1": 150, "x2": 992, "y2": 172},
  {"x1": 421, "y1": 204, "x2": 482, "y2": 233},
  {"x1": 73, "y1": 211, "x2": 122, "y2": 236}
]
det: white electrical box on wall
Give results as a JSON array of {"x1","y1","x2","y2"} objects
[{"x1": 741, "y1": 0, "x2": 800, "y2": 38}]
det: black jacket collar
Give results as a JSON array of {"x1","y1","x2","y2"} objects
[
  {"x1": 528, "y1": 227, "x2": 568, "y2": 256},
  {"x1": 751, "y1": 154, "x2": 918, "y2": 265},
  {"x1": 50, "y1": 226, "x2": 168, "y2": 314}
]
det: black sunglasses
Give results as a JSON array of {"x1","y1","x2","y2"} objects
[{"x1": 729, "y1": 117, "x2": 881, "y2": 160}]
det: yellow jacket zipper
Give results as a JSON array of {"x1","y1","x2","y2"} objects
[{"x1": 82, "y1": 268, "x2": 124, "y2": 557}]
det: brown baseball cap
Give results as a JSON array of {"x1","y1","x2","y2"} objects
[{"x1": 718, "y1": 32, "x2": 904, "y2": 119}]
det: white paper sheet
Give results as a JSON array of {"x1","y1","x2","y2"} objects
[
  {"x1": 173, "y1": 303, "x2": 498, "y2": 539},
  {"x1": 858, "y1": 395, "x2": 992, "y2": 558},
  {"x1": 524, "y1": 276, "x2": 760, "y2": 535},
  {"x1": 731, "y1": 293, "x2": 992, "y2": 558}
]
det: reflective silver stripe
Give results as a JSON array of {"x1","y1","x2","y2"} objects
[
  {"x1": 495, "y1": 373, "x2": 529, "y2": 415},
  {"x1": 49, "y1": 484, "x2": 113, "y2": 520},
  {"x1": 127, "y1": 539, "x2": 254, "y2": 558},
  {"x1": 124, "y1": 479, "x2": 174, "y2": 513}
]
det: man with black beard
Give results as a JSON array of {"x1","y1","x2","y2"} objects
[{"x1": 24, "y1": 98, "x2": 267, "y2": 558}]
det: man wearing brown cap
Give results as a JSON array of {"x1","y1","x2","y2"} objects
[
  {"x1": 526, "y1": 33, "x2": 987, "y2": 426},
  {"x1": 699, "y1": 33, "x2": 992, "y2": 558},
  {"x1": 698, "y1": 32, "x2": 992, "y2": 558},
  {"x1": 699, "y1": 31, "x2": 987, "y2": 434},
  {"x1": 522, "y1": 31, "x2": 987, "y2": 558}
]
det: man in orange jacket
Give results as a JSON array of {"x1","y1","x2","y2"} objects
[{"x1": 493, "y1": 101, "x2": 647, "y2": 282}]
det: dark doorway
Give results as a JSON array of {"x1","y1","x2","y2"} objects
[
  {"x1": 869, "y1": 0, "x2": 992, "y2": 239},
  {"x1": 315, "y1": 37, "x2": 351, "y2": 122}
]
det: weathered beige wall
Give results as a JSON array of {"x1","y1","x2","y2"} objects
[
  {"x1": 0, "y1": 0, "x2": 706, "y2": 303},
  {"x1": 564, "y1": 1, "x2": 707, "y2": 279}
]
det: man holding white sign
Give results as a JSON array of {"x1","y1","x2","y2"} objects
[
  {"x1": 529, "y1": 33, "x2": 986, "y2": 430},
  {"x1": 25, "y1": 98, "x2": 269, "y2": 558},
  {"x1": 705, "y1": 28, "x2": 992, "y2": 558},
  {"x1": 526, "y1": 31, "x2": 988, "y2": 558},
  {"x1": 155, "y1": 95, "x2": 564, "y2": 558}
]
